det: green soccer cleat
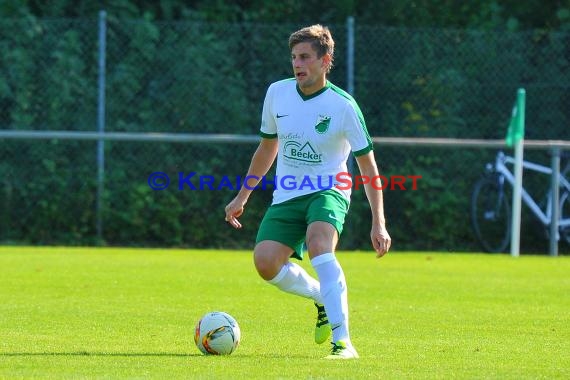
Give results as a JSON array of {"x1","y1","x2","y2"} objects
[
  {"x1": 325, "y1": 340, "x2": 359, "y2": 360},
  {"x1": 314, "y1": 302, "x2": 331, "y2": 344}
]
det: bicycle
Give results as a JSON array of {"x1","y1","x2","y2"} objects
[{"x1": 471, "y1": 151, "x2": 570, "y2": 253}]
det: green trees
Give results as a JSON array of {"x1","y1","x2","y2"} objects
[{"x1": 3, "y1": 1, "x2": 569, "y2": 29}]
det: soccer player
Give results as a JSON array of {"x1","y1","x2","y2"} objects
[{"x1": 224, "y1": 24, "x2": 391, "y2": 359}]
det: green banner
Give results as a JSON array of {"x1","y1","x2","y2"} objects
[{"x1": 505, "y1": 88, "x2": 526, "y2": 147}]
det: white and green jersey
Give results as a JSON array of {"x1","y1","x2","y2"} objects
[{"x1": 260, "y1": 78, "x2": 373, "y2": 205}]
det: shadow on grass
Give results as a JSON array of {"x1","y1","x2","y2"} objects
[
  {"x1": 0, "y1": 352, "x2": 198, "y2": 357},
  {"x1": 0, "y1": 352, "x2": 314, "y2": 359}
]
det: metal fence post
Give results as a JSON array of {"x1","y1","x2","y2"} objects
[
  {"x1": 346, "y1": 16, "x2": 355, "y2": 174},
  {"x1": 549, "y1": 147, "x2": 560, "y2": 256},
  {"x1": 97, "y1": 10, "x2": 107, "y2": 244},
  {"x1": 346, "y1": 16, "x2": 354, "y2": 95}
]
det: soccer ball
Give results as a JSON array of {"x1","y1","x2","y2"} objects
[{"x1": 194, "y1": 311, "x2": 241, "y2": 355}]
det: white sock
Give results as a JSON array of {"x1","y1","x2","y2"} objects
[
  {"x1": 267, "y1": 262, "x2": 323, "y2": 304},
  {"x1": 311, "y1": 252, "x2": 350, "y2": 344}
]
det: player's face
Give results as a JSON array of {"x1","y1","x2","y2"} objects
[{"x1": 291, "y1": 42, "x2": 329, "y2": 95}]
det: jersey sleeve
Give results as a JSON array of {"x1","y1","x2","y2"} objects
[
  {"x1": 344, "y1": 101, "x2": 373, "y2": 156},
  {"x1": 259, "y1": 84, "x2": 278, "y2": 139}
]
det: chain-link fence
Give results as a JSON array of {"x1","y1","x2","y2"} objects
[{"x1": 0, "y1": 15, "x2": 569, "y2": 253}]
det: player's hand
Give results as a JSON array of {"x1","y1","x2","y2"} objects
[
  {"x1": 371, "y1": 224, "x2": 391, "y2": 258},
  {"x1": 224, "y1": 197, "x2": 246, "y2": 229}
]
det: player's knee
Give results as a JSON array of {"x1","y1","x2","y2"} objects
[
  {"x1": 306, "y1": 234, "x2": 333, "y2": 256},
  {"x1": 306, "y1": 222, "x2": 337, "y2": 256},
  {"x1": 253, "y1": 250, "x2": 280, "y2": 281}
]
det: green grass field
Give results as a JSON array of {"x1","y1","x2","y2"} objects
[{"x1": 0, "y1": 247, "x2": 568, "y2": 379}]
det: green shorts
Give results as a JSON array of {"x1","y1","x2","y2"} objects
[{"x1": 255, "y1": 189, "x2": 350, "y2": 260}]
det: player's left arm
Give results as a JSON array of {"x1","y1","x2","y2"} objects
[{"x1": 354, "y1": 151, "x2": 391, "y2": 258}]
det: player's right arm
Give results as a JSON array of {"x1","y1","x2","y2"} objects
[{"x1": 224, "y1": 137, "x2": 278, "y2": 229}]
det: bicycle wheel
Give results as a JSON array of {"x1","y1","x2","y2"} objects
[{"x1": 471, "y1": 175, "x2": 511, "y2": 253}]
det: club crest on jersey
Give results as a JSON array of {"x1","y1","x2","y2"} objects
[{"x1": 315, "y1": 115, "x2": 331, "y2": 134}]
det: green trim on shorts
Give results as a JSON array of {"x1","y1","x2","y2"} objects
[{"x1": 255, "y1": 189, "x2": 350, "y2": 260}]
